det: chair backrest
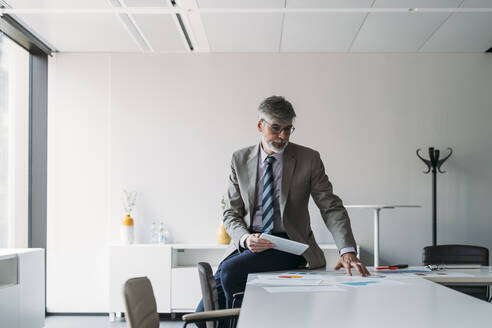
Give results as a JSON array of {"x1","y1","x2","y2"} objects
[
  {"x1": 197, "y1": 262, "x2": 220, "y2": 328},
  {"x1": 123, "y1": 277, "x2": 160, "y2": 328},
  {"x1": 422, "y1": 244, "x2": 489, "y2": 266}
]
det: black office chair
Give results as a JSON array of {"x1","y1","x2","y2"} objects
[
  {"x1": 422, "y1": 244, "x2": 489, "y2": 301},
  {"x1": 182, "y1": 262, "x2": 240, "y2": 328}
]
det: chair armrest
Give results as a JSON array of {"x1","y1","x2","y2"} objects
[
  {"x1": 232, "y1": 292, "x2": 244, "y2": 298},
  {"x1": 232, "y1": 292, "x2": 244, "y2": 308},
  {"x1": 182, "y1": 308, "x2": 240, "y2": 323}
]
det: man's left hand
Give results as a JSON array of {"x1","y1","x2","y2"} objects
[{"x1": 334, "y1": 252, "x2": 370, "y2": 276}]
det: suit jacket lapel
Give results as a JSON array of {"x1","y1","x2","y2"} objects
[
  {"x1": 245, "y1": 144, "x2": 259, "y2": 223},
  {"x1": 280, "y1": 143, "x2": 296, "y2": 219}
]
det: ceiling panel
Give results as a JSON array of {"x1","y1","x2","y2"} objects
[
  {"x1": 199, "y1": 13, "x2": 283, "y2": 52},
  {"x1": 132, "y1": 14, "x2": 187, "y2": 52},
  {"x1": 197, "y1": 0, "x2": 284, "y2": 8},
  {"x1": 350, "y1": 0, "x2": 463, "y2": 52},
  {"x1": 4, "y1": 0, "x2": 111, "y2": 9},
  {"x1": 14, "y1": 13, "x2": 140, "y2": 52},
  {"x1": 282, "y1": 0, "x2": 373, "y2": 52},
  {"x1": 351, "y1": 13, "x2": 457, "y2": 52},
  {"x1": 286, "y1": 0, "x2": 374, "y2": 8},
  {"x1": 281, "y1": 13, "x2": 367, "y2": 52},
  {"x1": 421, "y1": 12, "x2": 492, "y2": 52},
  {"x1": 121, "y1": 0, "x2": 170, "y2": 7},
  {"x1": 463, "y1": 0, "x2": 492, "y2": 8},
  {"x1": 373, "y1": 0, "x2": 462, "y2": 8},
  {"x1": 197, "y1": 0, "x2": 284, "y2": 52}
]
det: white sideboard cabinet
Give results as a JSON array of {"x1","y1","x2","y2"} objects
[
  {"x1": 0, "y1": 248, "x2": 45, "y2": 328},
  {"x1": 109, "y1": 245, "x2": 173, "y2": 315},
  {"x1": 108, "y1": 243, "x2": 355, "y2": 317}
]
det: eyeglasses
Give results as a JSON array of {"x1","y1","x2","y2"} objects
[
  {"x1": 425, "y1": 264, "x2": 447, "y2": 271},
  {"x1": 261, "y1": 119, "x2": 295, "y2": 135}
]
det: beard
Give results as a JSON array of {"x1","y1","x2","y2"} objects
[{"x1": 262, "y1": 135, "x2": 288, "y2": 153}]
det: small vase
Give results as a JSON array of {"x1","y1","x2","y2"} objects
[
  {"x1": 120, "y1": 214, "x2": 134, "y2": 244},
  {"x1": 216, "y1": 222, "x2": 231, "y2": 245}
]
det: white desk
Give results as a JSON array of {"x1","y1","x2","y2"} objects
[
  {"x1": 237, "y1": 267, "x2": 492, "y2": 328},
  {"x1": 345, "y1": 205, "x2": 421, "y2": 267},
  {"x1": 422, "y1": 267, "x2": 492, "y2": 285}
]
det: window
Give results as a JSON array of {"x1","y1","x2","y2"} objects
[{"x1": 0, "y1": 32, "x2": 30, "y2": 248}]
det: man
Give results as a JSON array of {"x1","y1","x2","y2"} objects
[{"x1": 196, "y1": 96, "x2": 368, "y2": 323}]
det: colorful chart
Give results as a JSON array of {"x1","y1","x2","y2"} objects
[
  {"x1": 342, "y1": 281, "x2": 379, "y2": 286},
  {"x1": 277, "y1": 275, "x2": 303, "y2": 279}
]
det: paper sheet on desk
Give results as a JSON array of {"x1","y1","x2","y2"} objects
[
  {"x1": 340, "y1": 279, "x2": 406, "y2": 287},
  {"x1": 257, "y1": 272, "x2": 326, "y2": 280},
  {"x1": 373, "y1": 269, "x2": 431, "y2": 274},
  {"x1": 405, "y1": 272, "x2": 474, "y2": 277},
  {"x1": 249, "y1": 278, "x2": 322, "y2": 286},
  {"x1": 263, "y1": 285, "x2": 344, "y2": 293}
]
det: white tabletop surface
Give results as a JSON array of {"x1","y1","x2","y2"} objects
[
  {"x1": 237, "y1": 267, "x2": 492, "y2": 328},
  {"x1": 421, "y1": 267, "x2": 492, "y2": 284},
  {"x1": 345, "y1": 205, "x2": 421, "y2": 209}
]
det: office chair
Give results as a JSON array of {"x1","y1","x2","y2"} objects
[
  {"x1": 123, "y1": 276, "x2": 239, "y2": 328},
  {"x1": 182, "y1": 262, "x2": 240, "y2": 328},
  {"x1": 123, "y1": 277, "x2": 160, "y2": 328},
  {"x1": 422, "y1": 244, "x2": 489, "y2": 301}
]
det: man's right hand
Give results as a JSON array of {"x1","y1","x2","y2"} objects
[{"x1": 245, "y1": 233, "x2": 275, "y2": 253}]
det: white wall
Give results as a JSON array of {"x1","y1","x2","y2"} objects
[
  {"x1": 47, "y1": 53, "x2": 492, "y2": 312},
  {"x1": 0, "y1": 35, "x2": 29, "y2": 248},
  {"x1": 47, "y1": 55, "x2": 111, "y2": 312},
  {"x1": 7, "y1": 41, "x2": 29, "y2": 249}
]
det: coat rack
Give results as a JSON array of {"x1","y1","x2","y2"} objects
[{"x1": 416, "y1": 147, "x2": 452, "y2": 246}]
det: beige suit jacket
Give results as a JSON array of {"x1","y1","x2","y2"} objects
[{"x1": 222, "y1": 142, "x2": 357, "y2": 269}]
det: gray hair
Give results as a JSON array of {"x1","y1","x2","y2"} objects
[{"x1": 258, "y1": 96, "x2": 296, "y2": 123}]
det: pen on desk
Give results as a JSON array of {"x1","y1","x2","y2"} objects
[
  {"x1": 391, "y1": 264, "x2": 408, "y2": 269},
  {"x1": 376, "y1": 264, "x2": 409, "y2": 270},
  {"x1": 375, "y1": 266, "x2": 399, "y2": 270}
]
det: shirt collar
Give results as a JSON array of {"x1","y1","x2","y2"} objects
[{"x1": 259, "y1": 142, "x2": 284, "y2": 164}]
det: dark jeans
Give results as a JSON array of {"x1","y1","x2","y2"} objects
[{"x1": 195, "y1": 236, "x2": 305, "y2": 328}]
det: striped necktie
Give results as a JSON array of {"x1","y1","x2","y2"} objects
[{"x1": 262, "y1": 156, "x2": 275, "y2": 234}]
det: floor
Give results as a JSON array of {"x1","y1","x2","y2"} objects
[{"x1": 45, "y1": 315, "x2": 185, "y2": 328}]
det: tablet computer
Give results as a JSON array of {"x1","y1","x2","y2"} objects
[{"x1": 259, "y1": 234, "x2": 309, "y2": 255}]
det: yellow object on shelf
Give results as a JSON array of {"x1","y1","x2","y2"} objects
[
  {"x1": 122, "y1": 214, "x2": 134, "y2": 226},
  {"x1": 216, "y1": 222, "x2": 231, "y2": 245},
  {"x1": 121, "y1": 214, "x2": 135, "y2": 244}
]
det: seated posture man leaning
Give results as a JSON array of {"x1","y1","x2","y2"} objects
[{"x1": 195, "y1": 96, "x2": 369, "y2": 326}]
